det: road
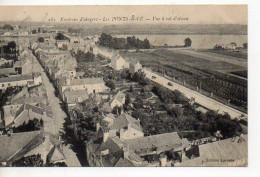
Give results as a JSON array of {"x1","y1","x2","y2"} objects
[
  {"x1": 41, "y1": 71, "x2": 67, "y2": 135},
  {"x1": 143, "y1": 68, "x2": 248, "y2": 120},
  {"x1": 32, "y1": 54, "x2": 81, "y2": 166}
]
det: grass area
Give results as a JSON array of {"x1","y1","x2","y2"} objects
[{"x1": 207, "y1": 49, "x2": 248, "y2": 59}]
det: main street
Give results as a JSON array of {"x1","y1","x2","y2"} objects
[{"x1": 31, "y1": 52, "x2": 81, "y2": 166}]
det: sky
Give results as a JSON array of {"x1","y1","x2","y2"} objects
[{"x1": 0, "y1": 5, "x2": 247, "y2": 25}]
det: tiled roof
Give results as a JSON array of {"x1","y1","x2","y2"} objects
[
  {"x1": 110, "y1": 91, "x2": 125, "y2": 105},
  {"x1": 71, "y1": 78, "x2": 104, "y2": 86},
  {"x1": 176, "y1": 135, "x2": 248, "y2": 167},
  {"x1": 0, "y1": 68, "x2": 16, "y2": 75},
  {"x1": 94, "y1": 137, "x2": 125, "y2": 167},
  {"x1": 10, "y1": 96, "x2": 43, "y2": 105},
  {"x1": 47, "y1": 146, "x2": 66, "y2": 163},
  {"x1": 64, "y1": 90, "x2": 89, "y2": 104},
  {"x1": 125, "y1": 132, "x2": 189, "y2": 154},
  {"x1": 0, "y1": 75, "x2": 32, "y2": 83},
  {"x1": 0, "y1": 131, "x2": 43, "y2": 162},
  {"x1": 109, "y1": 113, "x2": 142, "y2": 133},
  {"x1": 15, "y1": 103, "x2": 50, "y2": 118}
]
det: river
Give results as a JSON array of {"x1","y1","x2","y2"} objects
[{"x1": 114, "y1": 34, "x2": 247, "y2": 49}]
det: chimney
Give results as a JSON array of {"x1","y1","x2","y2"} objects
[
  {"x1": 123, "y1": 146, "x2": 129, "y2": 160},
  {"x1": 96, "y1": 123, "x2": 100, "y2": 132},
  {"x1": 66, "y1": 78, "x2": 71, "y2": 85},
  {"x1": 160, "y1": 154, "x2": 167, "y2": 167},
  {"x1": 127, "y1": 122, "x2": 131, "y2": 130},
  {"x1": 103, "y1": 130, "x2": 109, "y2": 143}
]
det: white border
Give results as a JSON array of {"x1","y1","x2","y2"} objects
[{"x1": 0, "y1": 1, "x2": 260, "y2": 177}]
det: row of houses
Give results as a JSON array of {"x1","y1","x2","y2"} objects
[
  {"x1": 0, "y1": 41, "x2": 68, "y2": 166},
  {"x1": 30, "y1": 39, "x2": 110, "y2": 112},
  {"x1": 0, "y1": 39, "x2": 81, "y2": 166},
  {"x1": 94, "y1": 45, "x2": 142, "y2": 73},
  {"x1": 86, "y1": 112, "x2": 191, "y2": 167}
]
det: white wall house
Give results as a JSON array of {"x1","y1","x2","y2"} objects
[{"x1": 110, "y1": 54, "x2": 129, "y2": 70}]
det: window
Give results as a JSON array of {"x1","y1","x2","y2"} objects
[
  {"x1": 8, "y1": 83, "x2": 11, "y2": 86},
  {"x1": 2, "y1": 84, "x2": 4, "y2": 87}
]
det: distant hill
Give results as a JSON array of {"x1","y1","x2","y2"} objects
[
  {"x1": 101, "y1": 24, "x2": 247, "y2": 35},
  {"x1": 0, "y1": 21, "x2": 247, "y2": 35}
]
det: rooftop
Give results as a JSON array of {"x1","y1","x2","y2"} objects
[
  {"x1": 71, "y1": 77, "x2": 104, "y2": 86},
  {"x1": 124, "y1": 132, "x2": 190, "y2": 154},
  {"x1": 176, "y1": 134, "x2": 248, "y2": 167},
  {"x1": 64, "y1": 90, "x2": 89, "y2": 104},
  {"x1": 110, "y1": 91, "x2": 125, "y2": 105},
  {"x1": 0, "y1": 75, "x2": 32, "y2": 83},
  {"x1": 0, "y1": 131, "x2": 44, "y2": 162},
  {"x1": 0, "y1": 68, "x2": 16, "y2": 75},
  {"x1": 109, "y1": 113, "x2": 142, "y2": 133}
]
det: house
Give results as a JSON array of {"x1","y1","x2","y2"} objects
[
  {"x1": 109, "y1": 113, "x2": 144, "y2": 140},
  {"x1": 101, "y1": 113, "x2": 116, "y2": 127},
  {"x1": 46, "y1": 145, "x2": 66, "y2": 165},
  {"x1": 97, "y1": 46, "x2": 115, "y2": 59},
  {"x1": 3, "y1": 103, "x2": 51, "y2": 129},
  {"x1": 0, "y1": 131, "x2": 45, "y2": 166},
  {"x1": 86, "y1": 127, "x2": 190, "y2": 167},
  {"x1": 0, "y1": 68, "x2": 17, "y2": 77},
  {"x1": 109, "y1": 91, "x2": 125, "y2": 109},
  {"x1": 129, "y1": 61, "x2": 142, "y2": 74},
  {"x1": 0, "y1": 131, "x2": 72, "y2": 166},
  {"x1": 97, "y1": 113, "x2": 144, "y2": 141},
  {"x1": 63, "y1": 90, "x2": 89, "y2": 108},
  {"x1": 0, "y1": 58, "x2": 13, "y2": 68},
  {"x1": 60, "y1": 77, "x2": 109, "y2": 96},
  {"x1": 0, "y1": 73, "x2": 42, "y2": 90},
  {"x1": 110, "y1": 53, "x2": 129, "y2": 70},
  {"x1": 175, "y1": 134, "x2": 248, "y2": 167}
]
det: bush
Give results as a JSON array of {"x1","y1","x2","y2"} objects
[
  {"x1": 12, "y1": 154, "x2": 43, "y2": 167},
  {"x1": 105, "y1": 80, "x2": 115, "y2": 90}
]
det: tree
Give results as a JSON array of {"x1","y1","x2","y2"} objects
[
  {"x1": 48, "y1": 162, "x2": 67, "y2": 167},
  {"x1": 55, "y1": 32, "x2": 69, "y2": 41},
  {"x1": 125, "y1": 94, "x2": 131, "y2": 106},
  {"x1": 38, "y1": 37, "x2": 44, "y2": 43},
  {"x1": 13, "y1": 118, "x2": 43, "y2": 133},
  {"x1": 143, "y1": 38, "x2": 151, "y2": 49},
  {"x1": 68, "y1": 96, "x2": 102, "y2": 142},
  {"x1": 129, "y1": 85, "x2": 134, "y2": 92},
  {"x1": 243, "y1": 43, "x2": 248, "y2": 49},
  {"x1": 12, "y1": 154, "x2": 44, "y2": 167},
  {"x1": 7, "y1": 41, "x2": 16, "y2": 49},
  {"x1": 3, "y1": 24, "x2": 14, "y2": 30},
  {"x1": 105, "y1": 80, "x2": 115, "y2": 90},
  {"x1": 31, "y1": 29, "x2": 37, "y2": 34},
  {"x1": 184, "y1": 38, "x2": 192, "y2": 47},
  {"x1": 112, "y1": 106, "x2": 122, "y2": 115}
]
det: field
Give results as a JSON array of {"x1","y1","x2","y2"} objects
[
  {"x1": 120, "y1": 49, "x2": 247, "y2": 111},
  {"x1": 205, "y1": 49, "x2": 248, "y2": 60}
]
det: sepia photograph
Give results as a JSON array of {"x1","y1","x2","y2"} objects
[{"x1": 0, "y1": 5, "x2": 248, "y2": 167}]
